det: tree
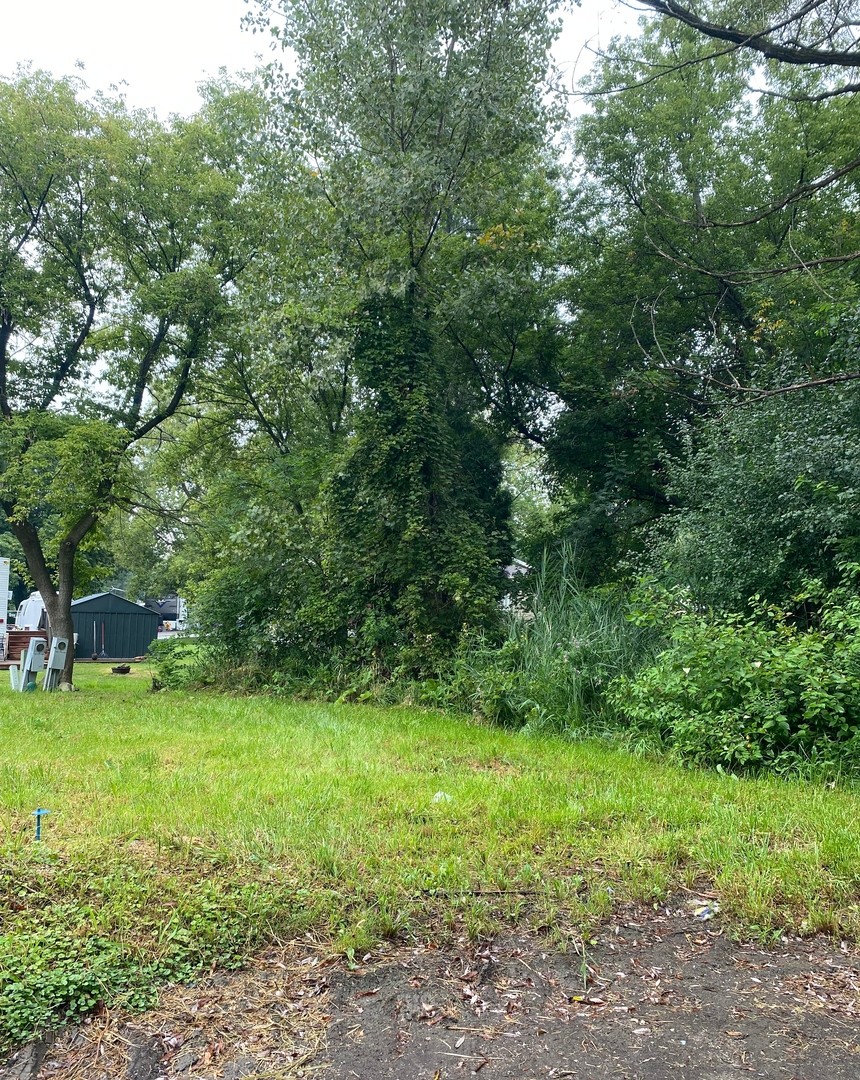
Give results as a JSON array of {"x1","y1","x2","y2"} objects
[
  {"x1": 231, "y1": 0, "x2": 564, "y2": 671},
  {"x1": 591, "y1": 5, "x2": 860, "y2": 280},
  {"x1": 642, "y1": 307, "x2": 860, "y2": 610},
  {"x1": 655, "y1": 386, "x2": 860, "y2": 611},
  {"x1": 536, "y1": 11, "x2": 860, "y2": 581},
  {"x1": 0, "y1": 70, "x2": 250, "y2": 683},
  {"x1": 639, "y1": 0, "x2": 860, "y2": 72}
]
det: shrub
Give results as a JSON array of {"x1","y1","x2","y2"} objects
[
  {"x1": 147, "y1": 637, "x2": 200, "y2": 689},
  {"x1": 608, "y1": 574, "x2": 860, "y2": 772},
  {"x1": 650, "y1": 376, "x2": 860, "y2": 615}
]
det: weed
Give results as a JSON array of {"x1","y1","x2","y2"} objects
[{"x1": 451, "y1": 547, "x2": 660, "y2": 732}]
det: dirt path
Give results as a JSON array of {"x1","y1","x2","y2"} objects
[{"x1": 4, "y1": 899, "x2": 860, "y2": 1080}]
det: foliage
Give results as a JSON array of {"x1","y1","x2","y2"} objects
[
  {"x1": 609, "y1": 573, "x2": 860, "y2": 772},
  {"x1": 650, "y1": 368, "x2": 860, "y2": 612},
  {"x1": 579, "y1": 13, "x2": 860, "y2": 293},
  {"x1": 0, "y1": 872, "x2": 285, "y2": 1045},
  {"x1": 313, "y1": 297, "x2": 512, "y2": 674},
  {"x1": 542, "y1": 13, "x2": 860, "y2": 582},
  {"x1": 640, "y1": 0, "x2": 860, "y2": 73},
  {"x1": 451, "y1": 549, "x2": 660, "y2": 731},
  {"x1": 0, "y1": 69, "x2": 256, "y2": 678},
  {"x1": 187, "y1": 0, "x2": 565, "y2": 674},
  {"x1": 252, "y1": 0, "x2": 562, "y2": 293},
  {"x1": 147, "y1": 637, "x2": 199, "y2": 689}
]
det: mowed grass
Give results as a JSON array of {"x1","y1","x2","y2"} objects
[{"x1": 1, "y1": 666, "x2": 860, "y2": 1042}]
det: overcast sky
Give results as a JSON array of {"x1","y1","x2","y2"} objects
[{"x1": 3, "y1": 0, "x2": 633, "y2": 118}]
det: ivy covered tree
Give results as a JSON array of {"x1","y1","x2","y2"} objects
[
  {"x1": 0, "y1": 70, "x2": 253, "y2": 683},
  {"x1": 233, "y1": 0, "x2": 564, "y2": 672}
]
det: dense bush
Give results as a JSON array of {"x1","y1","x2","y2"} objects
[
  {"x1": 182, "y1": 302, "x2": 514, "y2": 688},
  {"x1": 608, "y1": 573, "x2": 860, "y2": 772}
]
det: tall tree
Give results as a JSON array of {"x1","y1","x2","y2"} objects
[
  {"x1": 0, "y1": 71, "x2": 251, "y2": 683},
  {"x1": 240, "y1": 0, "x2": 563, "y2": 670},
  {"x1": 639, "y1": 0, "x2": 860, "y2": 72},
  {"x1": 541, "y1": 12, "x2": 860, "y2": 580}
]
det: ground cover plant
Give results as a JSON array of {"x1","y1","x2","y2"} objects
[{"x1": 2, "y1": 670, "x2": 860, "y2": 1047}]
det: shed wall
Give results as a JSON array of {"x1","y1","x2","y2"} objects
[{"x1": 71, "y1": 609, "x2": 159, "y2": 659}]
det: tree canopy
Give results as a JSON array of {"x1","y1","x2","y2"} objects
[
  {"x1": 9, "y1": 0, "x2": 860, "y2": 699},
  {"x1": 172, "y1": 0, "x2": 567, "y2": 676},
  {"x1": 0, "y1": 70, "x2": 255, "y2": 679}
]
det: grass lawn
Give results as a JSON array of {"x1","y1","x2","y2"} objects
[{"x1": 1, "y1": 666, "x2": 860, "y2": 1044}]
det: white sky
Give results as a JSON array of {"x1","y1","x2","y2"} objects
[{"x1": 2, "y1": 0, "x2": 634, "y2": 118}]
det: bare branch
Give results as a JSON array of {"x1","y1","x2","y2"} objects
[
  {"x1": 753, "y1": 79, "x2": 860, "y2": 100},
  {"x1": 644, "y1": 228, "x2": 860, "y2": 281},
  {"x1": 659, "y1": 153, "x2": 860, "y2": 230}
]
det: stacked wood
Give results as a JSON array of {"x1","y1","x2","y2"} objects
[{"x1": 5, "y1": 630, "x2": 47, "y2": 663}]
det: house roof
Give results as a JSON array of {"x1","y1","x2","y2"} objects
[{"x1": 143, "y1": 596, "x2": 180, "y2": 616}]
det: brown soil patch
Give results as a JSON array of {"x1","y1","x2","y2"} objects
[
  {"x1": 465, "y1": 760, "x2": 521, "y2": 777},
  {"x1": 4, "y1": 900, "x2": 860, "y2": 1080}
]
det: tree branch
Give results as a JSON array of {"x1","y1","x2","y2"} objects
[
  {"x1": 651, "y1": 153, "x2": 860, "y2": 230},
  {"x1": 638, "y1": 0, "x2": 860, "y2": 67},
  {"x1": 132, "y1": 355, "x2": 194, "y2": 440},
  {"x1": 0, "y1": 311, "x2": 14, "y2": 419},
  {"x1": 123, "y1": 316, "x2": 171, "y2": 429}
]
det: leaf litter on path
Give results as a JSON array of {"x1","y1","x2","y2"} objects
[{"x1": 4, "y1": 899, "x2": 860, "y2": 1080}]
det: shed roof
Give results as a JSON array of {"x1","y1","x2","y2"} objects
[{"x1": 71, "y1": 592, "x2": 152, "y2": 614}]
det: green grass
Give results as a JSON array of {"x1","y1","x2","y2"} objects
[{"x1": 1, "y1": 666, "x2": 860, "y2": 1043}]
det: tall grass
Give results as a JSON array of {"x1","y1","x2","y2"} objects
[{"x1": 455, "y1": 548, "x2": 660, "y2": 733}]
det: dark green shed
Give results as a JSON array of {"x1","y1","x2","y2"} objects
[{"x1": 71, "y1": 592, "x2": 160, "y2": 659}]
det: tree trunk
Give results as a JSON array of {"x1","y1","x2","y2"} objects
[{"x1": 10, "y1": 513, "x2": 97, "y2": 687}]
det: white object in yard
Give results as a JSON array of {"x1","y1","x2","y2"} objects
[
  {"x1": 16, "y1": 592, "x2": 46, "y2": 631},
  {"x1": 42, "y1": 638, "x2": 69, "y2": 692},
  {"x1": 0, "y1": 558, "x2": 9, "y2": 655},
  {"x1": 432, "y1": 791, "x2": 453, "y2": 803}
]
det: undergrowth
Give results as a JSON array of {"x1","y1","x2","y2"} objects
[
  {"x1": 610, "y1": 569, "x2": 860, "y2": 776},
  {"x1": 158, "y1": 553, "x2": 860, "y2": 784},
  {"x1": 446, "y1": 553, "x2": 660, "y2": 733},
  {"x1": 0, "y1": 853, "x2": 300, "y2": 1044}
]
